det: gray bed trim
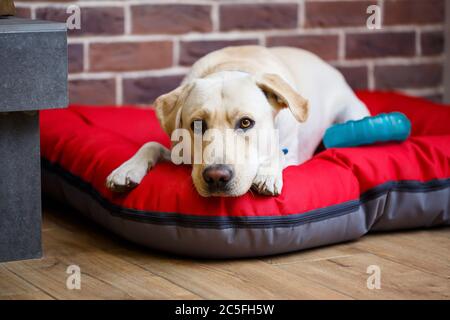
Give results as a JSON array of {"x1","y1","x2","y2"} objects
[
  {"x1": 41, "y1": 158, "x2": 450, "y2": 229},
  {"x1": 42, "y1": 165, "x2": 449, "y2": 258}
]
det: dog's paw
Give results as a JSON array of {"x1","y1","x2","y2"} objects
[
  {"x1": 252, "y1": 172, "x2": 283, "y2": 196},
  {"x1": 106, "y1": 160, "x2": 148, "y2": 193}
]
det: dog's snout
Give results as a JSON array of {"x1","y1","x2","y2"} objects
[{"x1": 202, "y1": 165, "x2": 233, "y2": 189}]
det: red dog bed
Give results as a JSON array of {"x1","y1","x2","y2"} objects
[{"x1": 40, "y1": 91, "x2": 450, "y2": 258}]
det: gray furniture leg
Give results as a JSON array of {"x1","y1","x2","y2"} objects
[{"x1": 0, "y1": 112, "x2": 42, "y2": 262}]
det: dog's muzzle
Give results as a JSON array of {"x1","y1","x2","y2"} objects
[{"x1": 202, "y1": 164, "x2": 234, "y2": 192}]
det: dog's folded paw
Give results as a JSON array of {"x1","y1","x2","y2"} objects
[
  {"x1": 252, "y1": 173, "x2": 283, "y2": 196},
  {"x1": 105, "y1": 161, "x2": 148, "y2": 193}
]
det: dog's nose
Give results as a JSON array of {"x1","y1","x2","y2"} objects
[{"x1": 202, "y1": 165, "x2": 233, "y2": 189}]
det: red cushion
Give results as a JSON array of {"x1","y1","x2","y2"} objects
[
  {"x1": 41, "y1": 91, "x2": 450, "y2": 218},
  {"x1": 40, "y1": 91, "x2": 450, "y2": 257}
]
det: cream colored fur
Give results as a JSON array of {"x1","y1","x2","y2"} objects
[{"x1": 106, "y1": 46, "x2": 369, "y2": 197}]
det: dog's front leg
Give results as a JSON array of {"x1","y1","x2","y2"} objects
[
  {"x1": 106, "y1": 142, "x2": 171, "y2": 192},
  {"x1": 252, "y1": 152, "x2": 284, "y2": 196}
]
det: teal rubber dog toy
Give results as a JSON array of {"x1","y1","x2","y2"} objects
[{"x1": 323, "y1": 112, "x2": 411, "y2": 148}]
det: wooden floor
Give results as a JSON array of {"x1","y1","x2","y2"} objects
[{"x1": 1, "y1": 201, "x2": 449, "y2": 300}]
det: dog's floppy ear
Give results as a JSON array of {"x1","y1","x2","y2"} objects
[
  {"x1": 256, "y1": 73, "x2": 309, "y2": 122},
  {"x1": 154, "y1": 83, "x2": 193, "y2": 136}
]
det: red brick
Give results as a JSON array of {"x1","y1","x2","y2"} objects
[
  {"x1": 68, "y1": 44, "x2": 83, "y2": 73},
  {"x1": 384, "y1": 0, "x2": 444, "y2": 25},
  {"x1": 336, "y1": 66, "x2": 369, "y2": 90},
  {"x1": 219, "y1": 3, "x2": 298, "y2": 31},
  {"x1": 346, "y1": 32, "x2": 415, "y2": 59},
  {"x1": 35, "y1": 7, "x2": 65, "y2": 22},
  {"x1": 267, "y1": 35, "x2": 339, "y2": 61},
  {"x1": 36, "y1": 7, "x2": 124, "y2": 36},
  {"x1": 180, "y1": 39, "x2": 259, "y2": 66},
  {"x1": 305, "y1": 0, "x2": 376, "y2": 28},
  {"x1": 15, "y1": 7, "x2": 31, "y2": 18},
  {"x1": 69, "y1": 79, "x2": 116, "y2": 105},
  {"x1": 89, "y1": 41, "x2": 173, "y2": 72},
  {"x1": 374, "y1": 63, "x2": 443, "y2": 89},
  {"x1": 421, "y1": 31, "x2": 444, "y2": 56},
  {"x1": 132, "y1": 5, "x2": 212, "y2": 35},
  {"x1": 123, "y1": 75, "x2": 185, "y2": 105}
]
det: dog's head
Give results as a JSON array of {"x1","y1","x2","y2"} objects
[{"x1": 155, "y1": 71, "x2": 308, "y2": 197}]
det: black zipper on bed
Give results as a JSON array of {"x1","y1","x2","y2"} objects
[{"x1": 41, "y1": 158, "x2": 450, "y2": 229}]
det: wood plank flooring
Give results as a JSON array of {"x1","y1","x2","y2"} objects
[{"x1": 1, "y1": 201, "x2": 449, "y2": 299}]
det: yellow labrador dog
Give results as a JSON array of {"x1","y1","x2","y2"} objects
[{"x1": 106, "y1": 46, "x2": 369, "y2": 197}]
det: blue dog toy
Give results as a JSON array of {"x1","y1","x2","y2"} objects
[{"x1": 323, "y1": 112, "x2": 411, "y2": 148}]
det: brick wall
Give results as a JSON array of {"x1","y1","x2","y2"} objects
[{"x1": 15, "y1": 0, "x2": 446, "y2": 106}]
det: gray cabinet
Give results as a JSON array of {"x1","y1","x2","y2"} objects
[{"x1": 0, "y1": 17, "x2": 68, "y2": 262}]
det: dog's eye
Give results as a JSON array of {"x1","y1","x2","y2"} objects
[
  {"x1": 237, "y1": 117, "x2": 255, "y2": 130},
  {"x1": 191, "y1": 119, "x2": 207, "y2": 134}
]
